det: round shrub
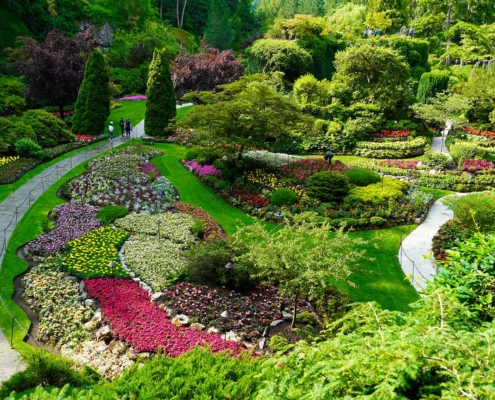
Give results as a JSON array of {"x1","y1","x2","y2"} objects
[
  {"x1": 184, "y1": 147, "x2": 201, "y2": 161},
  {"x1": 270, "y1": 188, "x2": 298, "y2": 206},
  {"x1": 307, "y1": 171, "x2": 349, "y2": 202},
  {"x1": 15, "y1": 138, "x2": 41, "y2": 156},
  {"x1": 346, "y1": 168, "x2": 381, "y2": 186},
  {"x1": 96, "y1": 205, "x2": 129, "y2": 224},
  {"x1": 23, "y1": 109, "x2": 72, "y2": 148}
]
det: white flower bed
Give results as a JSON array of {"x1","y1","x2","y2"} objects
[
  {"x1": 243, "y1": 150, "x2": 303, "y2": 167},
  {"x1": 121, "y1": 234, "x2": 188, "y2": 291},
  {"x1": 115, "y1": 212, "x2": 195, "y2": 244},
  {"x1": 22, "y1": 260, "x2": 92, "y2": 345}
]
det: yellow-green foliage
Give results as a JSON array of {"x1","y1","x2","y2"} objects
[{"x1": 347, "y1": 177, "x2": 410, "y2": 203}]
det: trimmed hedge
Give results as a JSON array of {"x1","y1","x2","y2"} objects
[
  {"x1": 270, "y1": 188, "x2": 298, "y2": 206},
  {"x1": 346, "y1": 168, "x2": 381, "y2": 186},
  {"x1": 307, "y1": 171, "x2": 349, "y2": 202}
]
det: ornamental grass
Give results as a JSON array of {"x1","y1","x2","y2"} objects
[
  {"x1": 85, "y1": 278, "x2": 244, "y2": 355},
  {"x1": 61, "y1": 227, "x2": 129, "y2": 279}
]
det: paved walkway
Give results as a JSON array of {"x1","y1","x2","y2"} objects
[
  {"x1": 0, "y1": 122, "x2": 147, "y2": 383},
  {"x1": 430, "y1": 120, "x2": 452, "y2": 154}
]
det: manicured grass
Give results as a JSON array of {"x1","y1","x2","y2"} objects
[
  {"x1": 105, "y1": 101, "x2": 146, "y2": 132},
  {"x1": 177, "y1": 105, "x2": 193, "y2": 121},
  {"x1": 152, "y1": 143, "x2": 419, "y2": 311},
  {"x1": 420, "y1": 187, "x2": 454, "y2": 201}
]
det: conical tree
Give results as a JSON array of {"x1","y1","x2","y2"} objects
[
  {"x1": 204, "y1": 0, "x2": 234, "y2": 50},
  {"x1": 145, "y1": 48, "x2": 176, "y2": 137},
  {"x1": 72, "y1": 51, "x2": 110, "y2": 135}
]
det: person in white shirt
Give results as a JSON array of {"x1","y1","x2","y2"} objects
[{"x1": 108, "y1": 121, "x2": 114, "y2": 142}]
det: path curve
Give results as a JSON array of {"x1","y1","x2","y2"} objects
[{"x1": 399, "y1": 193, "x2": 464, "y2": 291}]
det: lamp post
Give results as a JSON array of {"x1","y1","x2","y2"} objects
[
  {"x1": 155, "y1": 219, "x2": 162, "y2": 239},
  {"x1": 108, "y1": 261, "x2": 116, "y2": 271},
  {"x1": 220, "y1": 310, "x2": 231, "y2": 348},
  {"x1": 225, "y1": 261, "x2": 234, "y2": 287}
]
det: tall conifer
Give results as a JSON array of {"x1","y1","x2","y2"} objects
[
  {"x1": 204, "y1": 0, "x2": 234, "y2": 50},
  {"x1": 72, "y1": 51, "x2": 110, "y2": 135},
  {"x1": 145, "y1": 48, "x2": 176, "y2": 137}
]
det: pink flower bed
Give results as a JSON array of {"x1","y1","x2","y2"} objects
[
  {"x1": 279, "y1": 158, "x2": 348, "y2": 184},
  {"x1": 85, "y1": 278, "x2": 243, "y2": 355},
  {"x1": 74, "y1": 134, "x2": 97, "y2": 143},
  {"x1": 185, "y1": 161, "x2": 221, "y2": 177},
  {"x1": 118, "y1": 96, "x2": 146, "y2": 101},
  {"x1": 377, "y1": 159, "x2": 419, "y2": 169},
  {"x1": 141, "y1": 162, "x2": 161, "y2": 177},
  {"x1": 462, "y1": 158, "x2": 495, "y2": 172}
]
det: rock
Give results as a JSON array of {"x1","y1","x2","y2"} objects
[
  {"x1": 262, "y1": 326, "x2": 270, "y2": 337},
  {"x1": 132, "y1": 277, "x2": 140, "y2": 283},
  {"x1": 150, "y1": 292, "x2": 165, "y2": 303},
  {"x1": 139, "y1": 282, "x2": 152, "y2": 293},
  {"x1": 258, "y1": 338, "x2": 266, "y2": 350},
  {"x1": 84, "y1": 299, "x2": 100, "y2": 309},
  {"x1": 138, "y1": 352, "x2": 151, "y2": 359},
  {"x1": 66, "y1": 276, "x2": 79, "y2": 284},
  {"x1": 207, "y1": 327, "x2": 220, "y2": 334},
  {"x1": 282, "y1": 312, "x2": 293, "y2": 321},
  {"x1": 270, "y1": 319, "x2": 284, "y2": 327},
  {"x1": 95, "y1": 325, "x2": 113, "y2": 342},
  {"x1": 225, "y1": 331, "x2": 240, "y2": 342},
  {"x1": 79, "y1": 281, "x2": 85, "y2": 293},
  {"x1": 129, "y1": 271, "x2": 136, "y2": 278},
  {"x1": 172, "y1": 314, "x2": 189, "y2": 327},
  {"x1": 84, "y1": 310, "x2": 103, "y2": 330},
  {"x1": 109, "y1": 341, "x2": 127, "y2": 355},
  {"x1": 80, "y1": 292, "x2": 87, "y2": 300},
  {"x1": 127, "y1": 348, "x2": 138, "y2": 361},
  {"x1": 189, "y1": 323, "x2": 206, "y2": 331}
]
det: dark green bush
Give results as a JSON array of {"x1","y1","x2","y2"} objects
[
  {"x1": 295, "y1": 311, "x2": 319, "y2": 326},
  {"x1": 270, "y1": 188, "x2": 298, "y2": 206},
  {"x1": 184, "y1": 240, "x2": 255, "y2": 290},
  {"x1": 23, "y1": 109, "x2": 73, "y2": 147},
  {"x1": 184, "y1": 147, "x2": 201, "y2": 161},
  {"x1": 307, "y1": 171, "x2": 349, "y2": 202},
  {"x1": 15, "y1": 138, "x2": 41, "y2": 156},
  {"x1": 197, "y1": 149, "x2": 221, "y2": 165},
  {"x1": 346, "y1": 168, "x2": 381, "y2": 186},
  {"x1": 417, "y1": 71, "x2": 450, "y2": 104},
  {"x1": 96, "y1": 206, "x2": 129, "y2": 224},
  {"x1": 0, "y1": 349, "x2": 98, "y2": 399}
]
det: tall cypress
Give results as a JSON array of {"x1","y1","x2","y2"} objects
[
  {"x1": 204, "y1": 0, "x2": 234, "y2": 50},
  {"x1": 145, "y1": 48, "x2": 176, "y2": 137},
  {"x1": 72, "y1": 51, "x2": 110, "y2": 135},
  {"x1": 233, "y1": 0, "x2": 257, "y2": 44}
]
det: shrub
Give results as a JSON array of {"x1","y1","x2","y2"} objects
[
  {"x1": 417, "y1": 71, "x2": 450, "y2": 104},
  {"x1": 443, "y1": 192, "x2": 495, "y2": 234},
  {"x1": 96, "y1": 205, "x2": 129, "y2": 224},
  {"x1": 15, "y1": 138, "x2": 41, "y2": 156},
  {"x1": 423, "y1": 149, "x2": 454, "y2": 169},
  {"x1": 271, "y1": 188, "x2": 298, "y2": 206},
  {"x1": 307, "y1": 171, "x2": 349, "y2": 202},
  {"x1": 0, "y1": 349, "x2": 97, "y2": 399},
  {"x1": 23, "y1": 109, "x2": 72, "y2": 147},
  {"x1": 184, "y1": 148, "x2": 201, "y2": 161},
  {"x1": 197, "y1": 149, "x2": 221, "y2": 165},
  {"x1": 346, "y1": 168, "x2": 381, "y2": 186},
  {"x1": 295, "y1": 311, "x2": 319, "y2": 326},
  {"x1": 346, "y1": 177, "x2": 410, "y2": 203},
  {"x1": 450, "y1": 142, "x2": 493, "y2": 164},
  {"x1": 268, "y1": 335, "x2": 291, "y2": 353}
]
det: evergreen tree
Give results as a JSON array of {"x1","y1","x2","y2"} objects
[
  {"x1": 204, "y1": 0, "x2": 234, "y2": 50},
  {"x1": 72, "y1": 51, "x2": 110, "y2": 135},
  {"x1": 145, "y1": 48, "x2": 176, "y2": 137},
  {"x1": 232, "y1": 0, "x2": 258, "y2": 44}
]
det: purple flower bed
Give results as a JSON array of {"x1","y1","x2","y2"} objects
[
  {"x1": 185, "y1": 161, "x2": 221, "y2": 177},
  {"x1": 26, "y1": 203, "x2": 101, "y2": 256},
  {"x1": 118, "y1": 96, "x2": 146, "y2": 101},
  {"x1": 160, "y1": 283, "x2": 310, "y2": 342},
  {"x1": 141, "y1": 162, "x2": 161, "y2": 177}
]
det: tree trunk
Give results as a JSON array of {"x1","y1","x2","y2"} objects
[
  {"x1": 180, "y1": 0, "x2": 188, "y2": 28},
  {"x1": 237, "y1": 144, "x2": 244, "y2": 160},
  {"x1": 445, "y1": 4, "x2": 453, "y2": 66},
  {"x1": 58, "y1": 104, "x2": 65, "y2": 120},
  {"x1": 176, "y1": 0, "x2": 180, "y2": 27},
  {"x1": 160, "y1": 0, "x2": 163, "y2": 20},
  {"x1": 291, "y1": 295, "x2": 298, "y2": 329}
]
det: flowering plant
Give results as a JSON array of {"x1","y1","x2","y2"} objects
[
  {"x1": 461, "y1": 158, "x2": 495, "y2": 172},
  {"x1": 173, "y1": 203, "x2": 226, "y2": 240},
  {"x1": 142, "y1": 162, "x2": 161, "y2": 177},
  {"x1": 74, "y1": 134, "x2": 98, "y2": 143},
  {"x1": 185, "y1": 161, "x2": 221, "y2": 177},
  {"x1": 372, "y1": 129, "x2": 411, "y2": 139},
  {"x1": 377, "y1": 159, "x2": 420, "y2": 169},
  {"x1": 0, "y1": 156, "x2": 19, "y2": 167},
  {"x1": 232, "y1": 188, "x2": 270, "y2": 208},
  {"x1": 279, "y1": 159, "x2": 348, "y2": 184},
  {"x1": 462, "y1": 127, "x2": 495, "y2": 141},
  {"x1": 243, "y1": 150, "x2": 302, "y2": 167},
  {"x1": 61, "y1": 227, "x2": 129, "y2": 279},
  {"x1": 85, "y1": 278, "x2": 244, "y2": 355},
  {"x1": 151, "y1": 176, "x2": 176, "y2": 201}
]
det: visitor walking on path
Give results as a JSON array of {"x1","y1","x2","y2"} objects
[
  {"x1": 119, "y1": 118, "x2": 125, "y2": 137},
  {"x1": 125, "y1": 118, "x2": 132, "y2": 138},
  {"x1": 108, "y1": 121, "x2": 114, "y2": 142}
]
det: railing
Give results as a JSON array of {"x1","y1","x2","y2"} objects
[{"x1": 399, "y1": 233, "x2": 437, "y2": 291}]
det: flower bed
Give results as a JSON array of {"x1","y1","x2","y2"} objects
[
  {"x1": 22, "y1": 260, "x2": 92, "y2": 344},
  {"x1": 121, "y1": 234, "x2": 188, "y2": 291},
  {"x1": 232, "y1": 188, "x2": 270, "y2": 208},
  {"x1": 279, "y1": 159, "x2": 348, "y2": 184},
  {"x1": 160, "y1": 283, "x2": 311, "y2": 342},
  {"x1": 461, "y1": 158, "x2": 495, "y2": 172},
  {"x1": 151, "y1": 177, "x2": 176, "y2": 201},
  {"x1": 173, "y1": 203, "x2": 226, "y2": 241},
  {"x1": 185, "y1": 161, "x2": 221, "y2": 177},
  {"x1": 244, "y1": 170, "x2": 306, "y2": 198},
  {"x1": 115, "y1": 213, "x2": 195, "y2": 244},
  {"x1": 371, "y1": 129, "x2": 411, "y2": 139},
  {"x1": 0, "y1": 156, "x2": 19, "y2": 167},
  {"x1": 88, "y1": 153, "x2": 145, "y2": 180},
  {"x1": 432, "y1": 219, "x2": 472, "y2": 262},
  {"x1": 61, "y1": 227, "x2": 129, "y2": 279},
  {"x1": 74, "y1": 134, "x2": 99, "y2": 143},
  {"x1": 85, "y1": 278, "x2": 243, "y2": 355},
  {"x1": 243, "y1": 151, "x2": 303, "y2": 167},
  {"x1": 376, "y1": 159, "x2": 420, "y2": 169},
  {"x1": 462, "y1": 127, "x2": 495, "y2": 141},
  {"x1": 26, "y1": 203, "x2": 101, "y2": 256},
  {"x1": 0, "y1": 157, "x2": 41, "y2": 184},
  {"x1": 142, "y1": 162, "x2": 161, "y2": 177}
]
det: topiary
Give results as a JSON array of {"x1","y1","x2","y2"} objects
[
  {"x1": 346, "y1": 168, "x2": 381, "y2": 186},
  {"x1": 270, "y1": 188, "x2": 298, "y2": 207},
  {"x1": 96, "y1": 205, "x2": 129, "y2": 224},
  {"x1": 307, "y1": 171, "x2": 349, "y2": 202}
]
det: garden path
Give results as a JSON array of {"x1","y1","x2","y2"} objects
[
  {"x1": 0, "y1": 122, "x2": 147, "y2": 383},
  {"x1": 399, "y1": 193, "x2": 466, "y2": 291},
  {"x1": 430, "y1": 120, "x2": 452, "y2": 155}
]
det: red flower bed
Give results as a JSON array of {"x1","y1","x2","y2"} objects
[
  {"x1": 232, "y1": 188, "x2": 270, "y2": 208},
  {"x1": 377, "y1": 159, "x2": 419, "y2": 169},
  {"x1": 173, "y1": 202, "x2": 227, "y2": 240},
  {"x1": 85, "y1": 278, "x2": 244, "y2": 355},
  {"x1": 279, "y1": 159, "x2": 348, "y2": 184},
  {"x1": 373, "y1": 129, "x2": 411, "y2": 139},
  {"x1": 461, "y1": 158, "x2": 495, "y2": 172},
  {"x1": 462, "y1": 127, "x2": 495, "y2": 141},
  {"x1": 74, "y1": 134, "x2": 97, "y2": 143}
]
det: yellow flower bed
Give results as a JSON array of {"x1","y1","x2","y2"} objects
[
  {"x1": 0, "y1": 156, "x2": 19, "y2": 167},
  {"x1": 244, "y1": 169, "x2": 307, "y2": 198},
  {"x1": 61, "y1": 227, "x2": 129, "y2": 279}
]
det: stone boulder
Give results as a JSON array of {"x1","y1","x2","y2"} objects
[
  {"x1": 95, "y1": 325, "x2": 113, "y2": 343},
  {"x1": 189, "y1": 323, "x2": 206, "y2": 331},
  {"x1": 172, "y1": 314, "x2": 189, "y2": 327}
]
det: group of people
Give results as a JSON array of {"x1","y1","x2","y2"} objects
[
  {"x1": 400, "y1": 26, "x2": 415, "y2": 38},
  {"x1": 108, "y1": 117, "x2": 132, "y2": 142},
  {"x1": 363, "y1": 27, "x2": 380, "y2": 38}
]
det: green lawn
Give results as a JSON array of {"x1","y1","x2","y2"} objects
[
  {"x1": 105, "y1": 101, "x2": 147, "y2": 131},
  {"x1": 420, "y1": 187, "x2": 455, "y2": 201},
  {"x1": 152, "y1": 143, "x2": 419, "y2": 311}
]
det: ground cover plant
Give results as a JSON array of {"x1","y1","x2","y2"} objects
[
  {"x1": 84, "y1": 278, "x2": 243, "y2": 355},
  {"x1": 60, "y1": 226, "x2": 129, "y2": 279}
]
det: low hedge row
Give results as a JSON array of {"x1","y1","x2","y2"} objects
[{"x1": 416, "y1": 171, "x2": 495, "y2": 191}]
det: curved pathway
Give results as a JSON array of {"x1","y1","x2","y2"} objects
[{"x1": 0, "y1": 121, "x2": 146, "y2": 383}]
